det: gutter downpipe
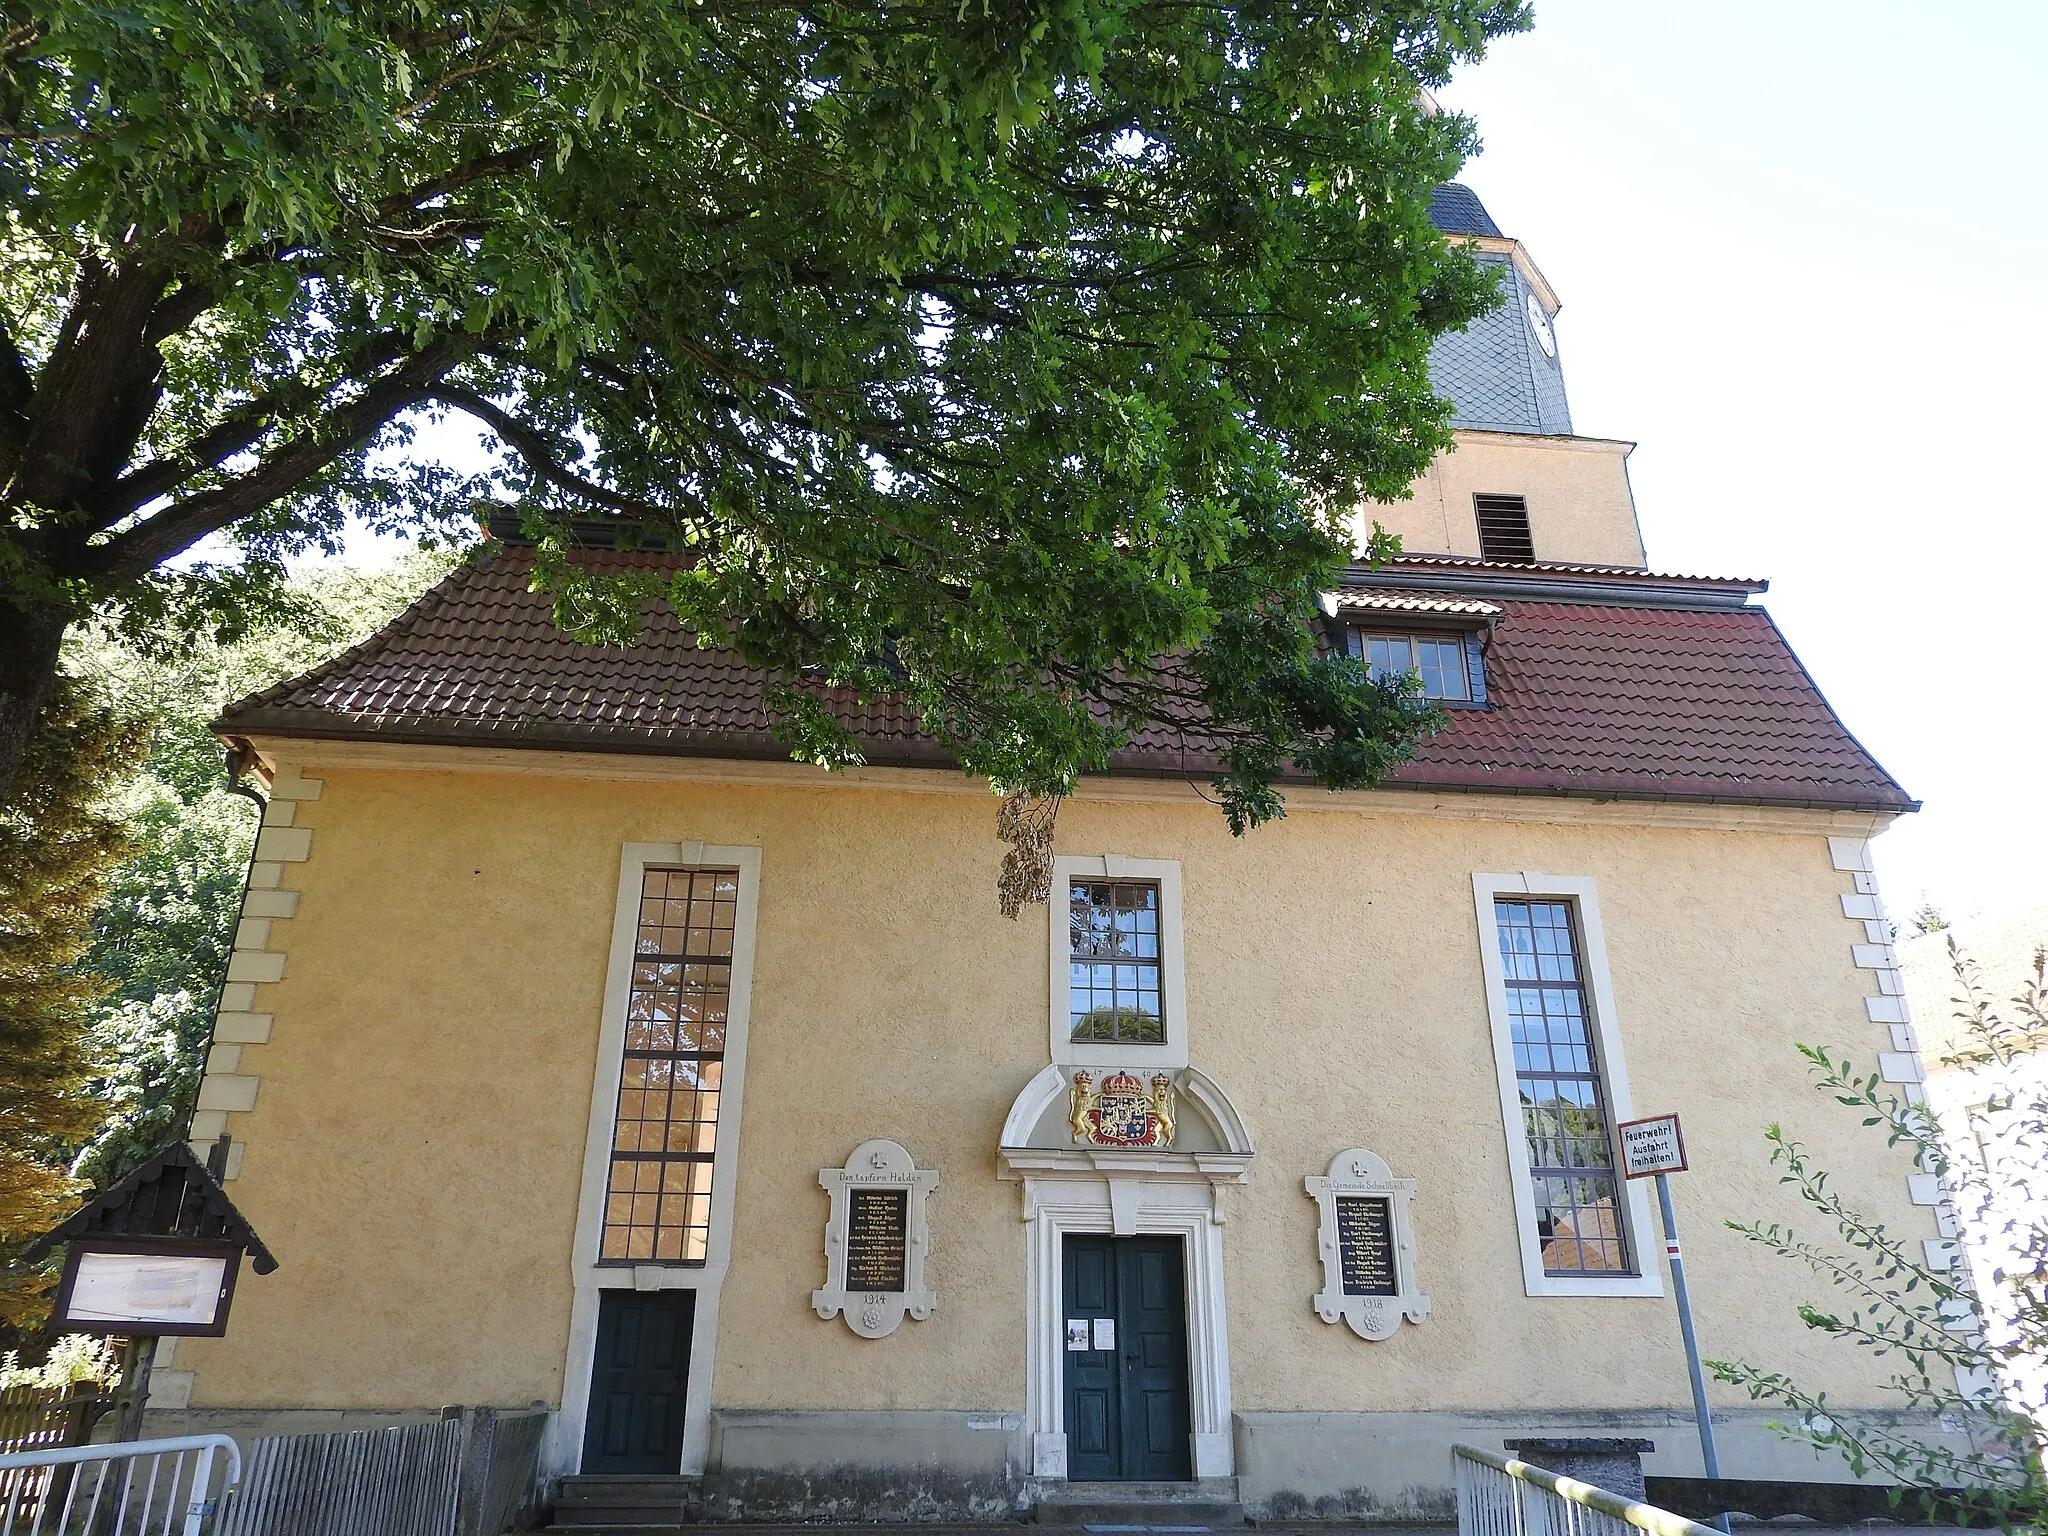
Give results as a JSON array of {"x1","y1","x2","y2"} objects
[
  {"x1": 177, "y1": 739, "x2": 268, "y2": 1155},
  {"x1": 81, "y1": 743, "x2": 268, "y2": 1445}
]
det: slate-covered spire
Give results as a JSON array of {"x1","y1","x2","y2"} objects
[{"x1": 1427, "y1": 184, "x2": 1573, "y2": 436}]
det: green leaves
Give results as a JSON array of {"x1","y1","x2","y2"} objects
[
  {"x1": 2, "y1": 0, "x2": 1530, "y2": 818},
  {"x1": 1710, "y1": 943, "x2": 2048, "y2": 1530}
]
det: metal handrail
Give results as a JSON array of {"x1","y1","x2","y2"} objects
[
  {"x1": 0, "y1": 1435, "x2": 240, "y2": 1472},
  {"x1": 1453, "y1": 1443, "x2": 1720, "y2": 1536},
  {"x1": 0, "y1": 1432, "x2": 240, "y2": 1536}
]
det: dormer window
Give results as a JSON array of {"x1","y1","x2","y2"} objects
[{"x1": 1347, "y1": 631, "x2": 1476, "y2": 702}]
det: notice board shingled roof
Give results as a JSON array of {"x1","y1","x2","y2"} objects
[{"x1": 217, "y1": 546, "x2": 1914, "y2": 814}]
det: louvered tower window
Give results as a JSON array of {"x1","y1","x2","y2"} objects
[{"x1": 1474, "y1": 494, "x2": 1536, "y2": 564}]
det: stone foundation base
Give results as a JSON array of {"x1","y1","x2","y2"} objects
[
  {"x1": 700, "y1": 1410, "x2": 1028, "y2": 1522},
  {"x1": 1233, "y1": 1408, "x2": 1910, "y2": 1523},
  {"x1": 141, "y1": 1404, "x2": 1938, "y2": 1524}
]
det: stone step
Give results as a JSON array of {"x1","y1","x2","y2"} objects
[
  {"x1": 551, "y1": 1474, "x2": 697, "y2": 1528},
  {"x1": 1033, "y1": 1480, "x2": 1245, "y2": 1529},
  {"x1": 548, "y1": 1529, "x2": 1032, "y2": 1536},
  {"x1": 1033, "y1": 1506, "x2": 1245, "y2": 1530}
]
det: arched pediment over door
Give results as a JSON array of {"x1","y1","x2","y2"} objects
[
  {"x1": 996, "y1": 1062, "x2": 1253, "y2": 1483},
  {"x1": 998, "y1": 1061, "x2": 1255, "y2": 1162}
]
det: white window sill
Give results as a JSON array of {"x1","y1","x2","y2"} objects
[{"x1": 1524, "y1": 1271, "x2": 1664, "y2": 1299}]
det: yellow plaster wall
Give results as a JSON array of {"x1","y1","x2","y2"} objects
[
  {"x1": 176, "y1": 764, "x2": 1919, "y2": 1419},
  {"x1": 1363, "y1": 431, "x2": 1648, "y2": 568}
]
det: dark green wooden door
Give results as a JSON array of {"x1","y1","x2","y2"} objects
[
  {"x1": 582, "y1": 1289, "x2": 695, "y2": 1473},
  {"x1": 1062, "y1": 1235, "x2": 1193, "y2": 1481}
]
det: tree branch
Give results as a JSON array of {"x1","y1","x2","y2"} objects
[
  {"x1": 0, "y1": 313, "x2": 35, "y2": 471},
  {"x1": 377, "y1": 143, "x2": 547, "y2": 215},
  {"x1": 396, "y1": 32, "x2": 549, "y2": 122},
  {"x1": 432, "y1": 384, "x2": 679, "y2": 522},
  {"x1": 0, "y1": 17, "x2": 45, "y2": 60},
  {"x1": 18, "y1": 256, "x2": 174, "y2": 508},
  {"x1": 143, "y1": 239, "x2": 304, "y2": 346},
  {"x1": 107, "y1": 332, "x2": 415, "y2": 515},
  {"x1": 86, "y1": 337, "x2": 474, "y2": 582}
]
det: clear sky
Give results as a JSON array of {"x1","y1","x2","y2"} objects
[{"x1": 1435, "y1": 0, "x2": 2048, "y2": 926}]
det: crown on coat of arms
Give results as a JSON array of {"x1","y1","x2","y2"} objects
[{"x1": 1067, "y1": 1068, "x2": 1178, "y2": 1149}]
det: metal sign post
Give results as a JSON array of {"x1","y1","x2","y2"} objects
[{"x1": 1618, "y1": 1113, "x2": 1728, "y2": 1532}]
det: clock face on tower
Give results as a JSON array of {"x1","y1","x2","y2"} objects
[
  {"x1": 1531, "y1": 292, "x2": 1556, "y2": 360},
  {"x1": 1525, "y1": 293, "x2": 1556, "y2": 358}
]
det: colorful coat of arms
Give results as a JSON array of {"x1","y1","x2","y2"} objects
[{"x1": 1068, "y1": 1070, "x2": 1177, "y2": 1148}]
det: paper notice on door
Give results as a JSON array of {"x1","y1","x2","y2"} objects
[
  {"x1": 1066, "y1": 1319, "x2": 1090, "y2": 1351},
  {"x1": 1093, "y1": 1318, "x2": 1115, "y2": 1351}
]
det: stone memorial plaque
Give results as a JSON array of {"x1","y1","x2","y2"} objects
[
  {"x1": 1335, "y1": 1196, "x2": 1398, "y2": 1298},
  {"x1": 1306, "y1": 1147, "x2": 1429, "y2": 1341},
  {"x1": 814, "y1": 1140, "x2": 938, "y2": 1338},
  {"x1": 844, "y1": 1187, "x2": 909, "y2": 1293}
]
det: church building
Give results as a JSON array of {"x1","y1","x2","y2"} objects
[{"x1": 149, "y1": 183, "x2": 1933, "y2": 1522}]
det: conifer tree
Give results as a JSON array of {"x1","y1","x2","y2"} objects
[{"x1": 0, "y1": 677, "x2": 142, "y2": 1325}]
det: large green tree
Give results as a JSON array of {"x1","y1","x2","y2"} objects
[{"x1": 0, "y1": 0, "x2": 1522, "y2": 822}]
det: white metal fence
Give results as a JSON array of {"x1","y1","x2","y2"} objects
[
  {"x1": 0, "y1": 1433, "x2": 240, "y2": 1536},
  {"x1": 1454, "y1": 1443, "x2": 1719, "y2": 1536},
  {"x1": 219, "y1": 1418, "x2": 461, "y2": 1536},
  {"x1": 0, "y1": 1413, "x2": 542, "y2": 1536}
]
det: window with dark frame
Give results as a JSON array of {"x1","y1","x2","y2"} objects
[
  {"x1": 1474, "y1": 493, "x2": 1536, "y2": 564},
  {"x1": 600, "y1": 867, "x2": 737, "y2": 1264},
  {"x1": 1345, "y1": 630, "x2": 1473, "y2": 701},
  {"x1": 1068, "y1": 880, "x2": 1165, "y2": 1043},
  {"x1": 1493, "y1": 899, "x2": 1634, "y2": 1276}
]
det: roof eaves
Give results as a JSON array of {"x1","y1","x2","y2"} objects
[
  {"x1": 1350, "y1": 558, "x2": 1766, "y2": 611},
  {"x1": 1371, "y1": 772, "x2": 1919, "y2": 816},
  {"x1": 216, "y1": 709, "x2": 969, "y2": 773},
  {"x1": 1322, "y1": 589, "x2": 1503, "y2": 618},
  {"x1": 223, "y1": 717, "x2": 1919, "y2": 817}
]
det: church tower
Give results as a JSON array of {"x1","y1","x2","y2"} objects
[{"x1": 1364, "y1": 183, "x2": 1649, "y2": 570}]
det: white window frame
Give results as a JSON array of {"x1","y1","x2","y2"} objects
[
  {"x1": 547, "y1": 841, "x2": 763, "y2": 1480},
  {"x1": 1471, "y1": 872, "x2": 1662, "y2": 1299},
  {"x1": 1051, "y1": 855, "x2": 1188, "y2": 1070}
]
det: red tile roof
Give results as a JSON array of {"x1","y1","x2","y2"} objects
[
  {"x1": 1399, "y1": 603, "x2": 1911, "y2": 809},
  {"x1": 218, "y1": 547, "x2": 1914, "y2": 813}
]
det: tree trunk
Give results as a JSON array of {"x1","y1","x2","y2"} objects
[{"x1": 0, "y1": 600, "x2": 70, "y2": 805}]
